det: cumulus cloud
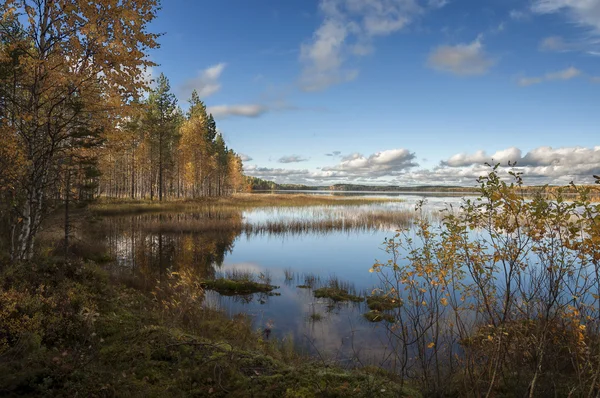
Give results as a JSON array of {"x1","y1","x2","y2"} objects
[
  {"x1": 325, "y1": 151, "x2": 342, "y2": 157},
  {"x1": 300, "y1": 0, "x2": 446, "y2": 91},
  {"x1": 244, "y1": 148, "x2": 418, "y2": 184},
  {"x1": 239, "y1": 153, "x2": 253, "y2": 162},
  {"x1": 278, "y1": 155, "x2": 309, "y2": 163},
  {"x1": 442, "y1": 147, "x2": 523, "y2": 167},
  {"x1": 427, "y1": 36, "x2": 495, "y2": 76},
  {"x1": 323, "y1": 148, "x2": 419, "y2": 177},
  {"x1": 246, "y1": 146, "x2": 600, "y2": 186},
  {"x1": 518, "y1": 66, "x2": 581, "y2": 86},
  {"x1": 180, "y1": 63, "x2": 226, "y2": 99},
  {"x1": 436, "y1": 146, "x2": 600, "y2": 185}
]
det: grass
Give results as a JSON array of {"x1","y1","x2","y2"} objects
[
  {"x1": 313, "y1": 277, "x2": 364, "y2": 303},
  {"x1": 243, "y1": 210, "x2": 412, "y2": 234},
  {"x1": 201, "y1": 270, "x2": 279, "y2": 296},
  {"x1": 283, "y1": 267, "x2": 294, "y2": 281},
  {"x1": 366, "y1": 295, "x2": 403, "y2": 312},
  {"x1": 296, "y1": 273, "x2": 321, "y2": 289},
  {"x1": 363, "y1": 311, "x2": 396, "y2": 323},
  {"x1": 314, "y1": 287, "x2": 364, "y2": 303},
  {"x1": 104, "y1": 208, "x2": 414, "y2": 235},
  {"x1": 91, "y1": 194, "x2": 403, "y2": 216}
]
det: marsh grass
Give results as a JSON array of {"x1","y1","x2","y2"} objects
[
  {"x1": 296, "y1": 272, "x2": 321, "y2": 289},
  {"x1": 246, "y1": 209, "x2": 413, "y2": 234},
  {"x1": 366, "y1": 295, "x2": 402, "y2": 312},
  {"x1": 201, "y1": 269, "x2": 279, "y2": 296},
  {"x1": 313, "y1": 276, "x2": 364, "y2": 303},
  {"x1": 283, "y1": 267, "x2": 294, "y2": 281},
  {"x1": 133, "y1": 208, "x2": 414, "y2": 235},
  {"x1": 91, "y1": 194, "x2": 404, "y2": 216},
  {"x1": 363, "y1": 311, "x2": 395, "y2": 323}
]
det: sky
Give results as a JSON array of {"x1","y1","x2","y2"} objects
[{"x1": 147, "y1": 0, "x2": 600, "y2": 186}]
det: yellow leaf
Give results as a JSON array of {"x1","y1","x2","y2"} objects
[{"x1": 427, "y1": 342, "x2": 435, "y2": 349}]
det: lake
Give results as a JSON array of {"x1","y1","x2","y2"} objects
[{"x1": 101, "y1": 192, "x2": 475, "y2": 368}]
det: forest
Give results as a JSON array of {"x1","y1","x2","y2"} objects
[{"x1": 0, "y1": 0, "x2": 246, "y2": 262}]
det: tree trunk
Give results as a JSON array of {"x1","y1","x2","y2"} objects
[
  {"x1": 64, "y1": 167, "x2": 71, "y2": 261},
  {"x1": 159, "y1": 131, "x2": 163, "y2": 201}
]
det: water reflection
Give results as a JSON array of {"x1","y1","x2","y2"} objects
[{"x1": 101, "y1": 194, "x2": 469, "y2": 366}]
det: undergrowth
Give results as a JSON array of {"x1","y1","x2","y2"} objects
[{"x1": 0, "y1": 258, "x2": 418, "y2": 397}]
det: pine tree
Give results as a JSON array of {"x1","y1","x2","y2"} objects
[{"x1": 146, "y1": 74, "x2": 180, "y2": 201}]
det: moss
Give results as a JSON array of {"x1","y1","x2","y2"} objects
[
  {"x1": 201, "y1": 278, "x2": 279, "y2": 295},
  {"x1": 363, "y1": 311, "x2": 395, "y2": 323},
  {"x1": 313, "y1": 287, "x2": 364, "y2": 303},
  {"x1": 366, "y1": 295, "x2": 402, "y2": 312}
]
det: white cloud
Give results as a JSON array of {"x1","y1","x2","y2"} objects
[
  {"x1": 278, "y1": 155, "x2": 309, "y2": 163},
  {"x1": 244, "y1": 148, "x2": 417, "y2": 184},
  {"x1": 300, "y1": 0, "x2": 445, "y2": 91},
  {"x1": 180, "y1": 63, "x2": 226, "y2": 99},
  {"x1": 323, "y1": 148, "x2": 418, "y2": 177},
  {"x1": 299, "y1": 18, "x2": 358, "y2": 91},
  {"x1": 239, "y1": 153, "x2": 253, "y2": 162},
  {"x1": 207, "y1": 104, "x2": 267, "y2": 119},
  {"x1": 532, "y1": 0, "x2": 600, "y2": 33},
  {"x1": 427, "y1": 36, "x2": 495, "y2": 76},
  {"x1": 436, "y1": 146, "x2": 600, "y2": 184},
  {"x1": 518, "y1": 66, "x2": 582, "y2": 86},
  {"x1": 539, "y1": 35, "x2": 574, "y2": 51},
  {"x1": 245, "y1": 146, "x2": 600, "y2": 186},
  {"x1": 442, "y1": 147, "x2": 522, "y2": 167}
]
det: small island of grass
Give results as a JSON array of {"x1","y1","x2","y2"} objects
[
  {"x1": 201, "y1": 278, "x2": 278, "y2": 295},
  {"x1": 363, "y1": 311, "x2": 396, "y2": 323},
  {"x1": 366, "y1": 295, "x2": 403, "y2": 311},
  {"x1": 313, "y1": 287, "x2": 364, "y2": 303}
]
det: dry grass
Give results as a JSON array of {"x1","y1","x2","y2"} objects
[
  {"x1": 91, "y1": 193, "x2": 403, "y2": 216},
  {"x1": 133, "y1": 208, "x2": 414, "y2": 235}
]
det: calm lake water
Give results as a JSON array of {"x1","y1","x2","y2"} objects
[{"x1": 102, "y1": 192, "x2": 475, "y2": 367}]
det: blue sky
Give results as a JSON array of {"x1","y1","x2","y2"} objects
[{"x1": 148, "y1": 0, "x2": 600, "y2": 186}]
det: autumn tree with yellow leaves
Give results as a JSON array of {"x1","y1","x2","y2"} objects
[
  {"x1": 0, "y1": 1, "x2": 248, "y2": 260},
  {"x1": 370, "y1": 165, "x2": 600, "y2": 396},
  {"x1": 0, "y1": 0, "x2": 160, "y2": 260},
  {"x1": 97, "y1": 86, "x2": 247, "y2": 200}
]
